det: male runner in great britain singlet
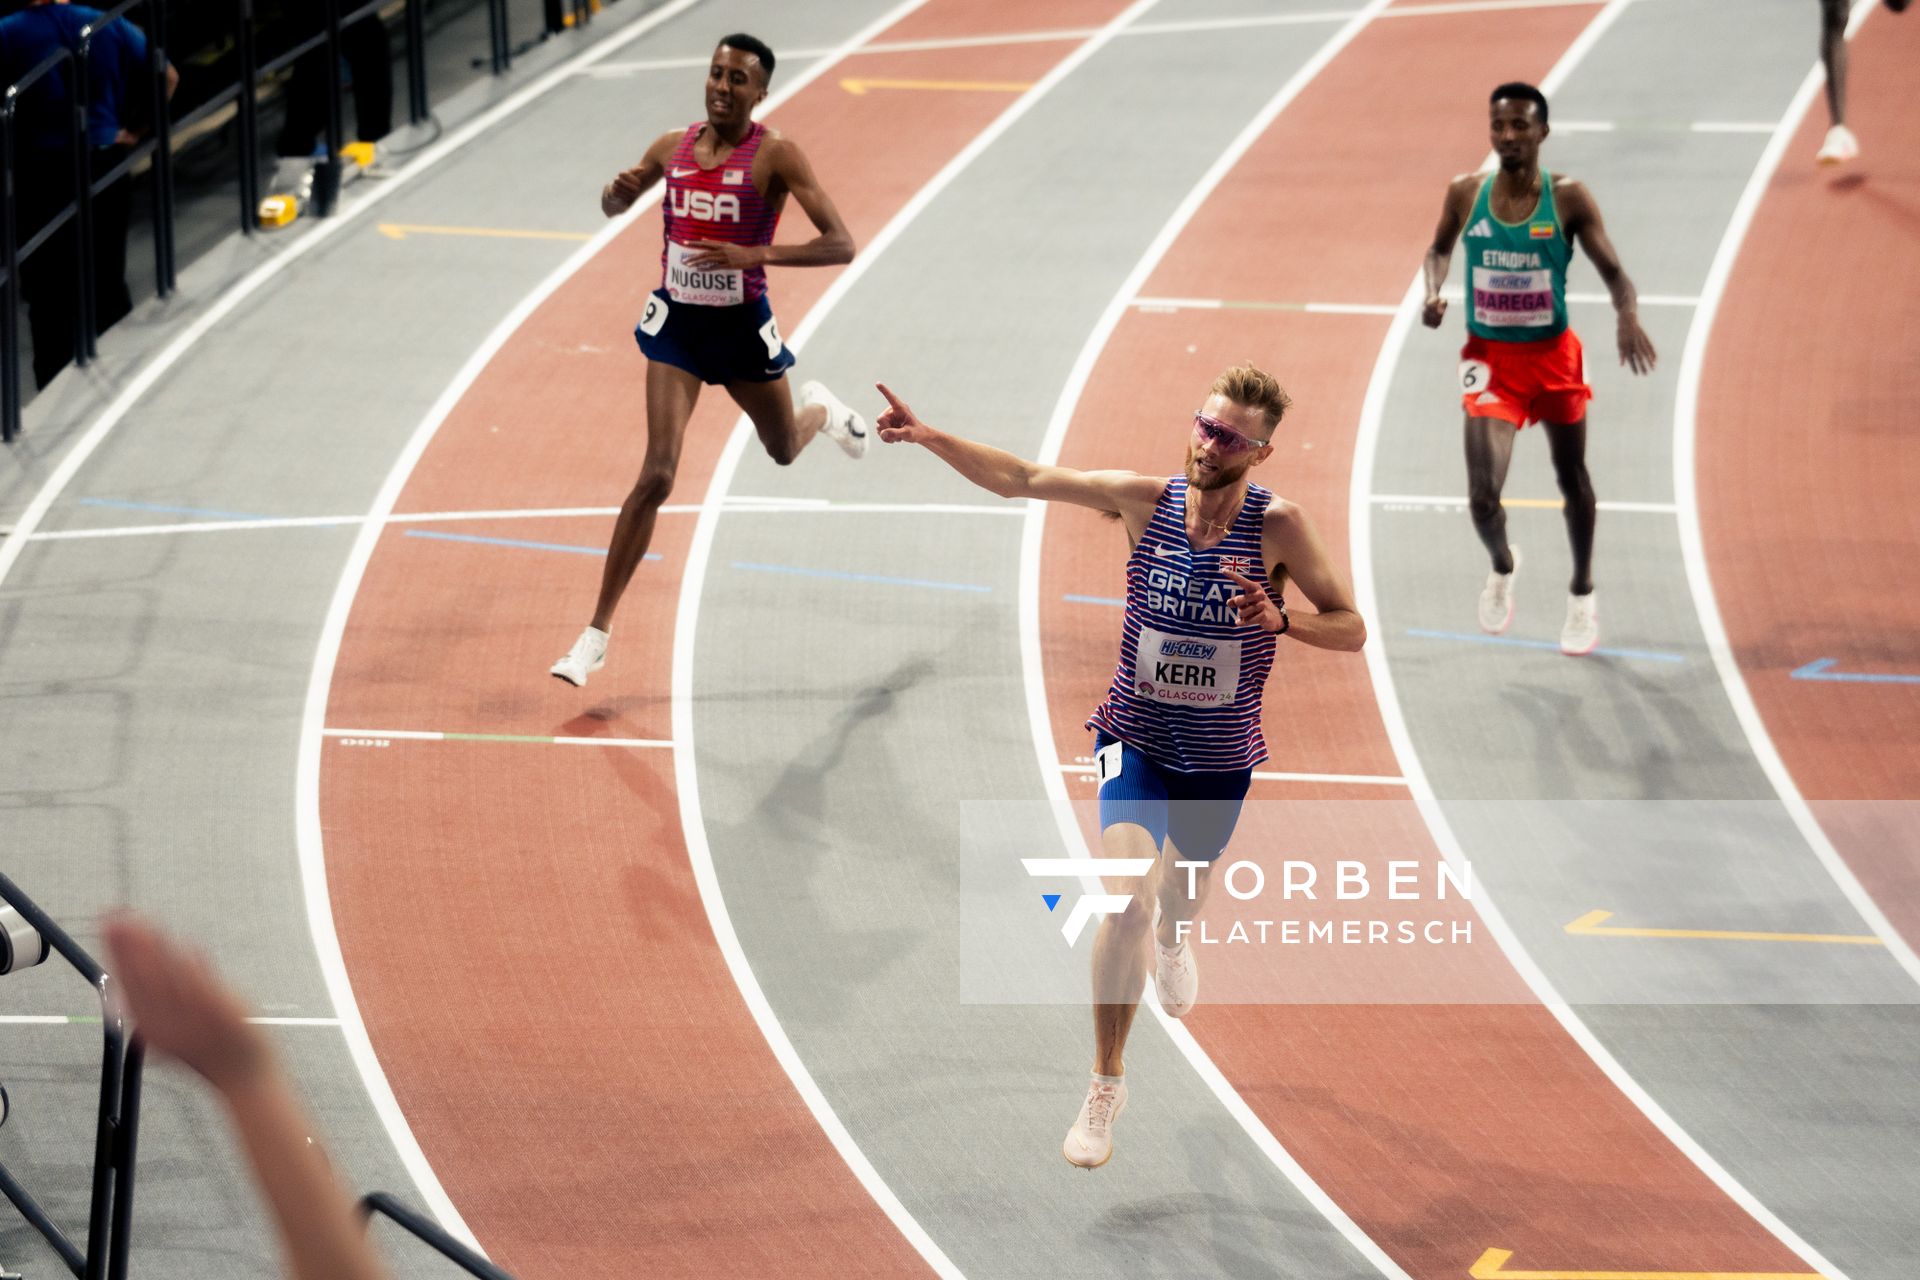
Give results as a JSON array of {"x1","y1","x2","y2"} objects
[
  {"x1": 551, "y1": 34, "x2": 868, "y2": 687},
  {"x1": 1421, "y1": 82, "x2": 1656, "y2": 656},
  {"x1": 874, "y1": 365, "x2": 1367, "y2": 1169}
]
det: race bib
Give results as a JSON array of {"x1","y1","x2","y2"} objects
[
  {"x1": 1131, "y1": 625, "x2": 1242, "y2": 709},
  {"x1": 666, "y1": 240, "x2": 744, "y2": 306},
  {"x1": 1471, "y1": 264, "x2": 1555, "y2": 328},
  {"x1": 1094, "y1": 740, "x2": 1124, "y2": 783},
  {"x1": 638, "y1": 293, "x2": 669, "y2": 337},
  {"x1": 1458, "y1": 358, "x2": 1491, "y2": 393}
]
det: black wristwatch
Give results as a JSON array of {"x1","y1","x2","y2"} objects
[{"x1": 1271, "y1": 600, "x2": 1289, "y2": 637}]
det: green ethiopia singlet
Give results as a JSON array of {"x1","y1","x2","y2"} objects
[{"x1": 1463, "y1": 170, "x2": 1570, "y2": 343}]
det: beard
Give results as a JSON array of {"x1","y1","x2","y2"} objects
[{"x1": 1185, "y1": 445, "x2": 1249, "y2": 491}]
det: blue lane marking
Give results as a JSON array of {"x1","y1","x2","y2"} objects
[
  {"x1": 1406, "y1": 628, "x2": 1686, "y2": 664},
  {"x1": 404, "y1": 529, "x2": 659, "y2": 560},
  {"x1": 1792, "y1": 658, "x2": 1920, "y2": 684},
  {"x1": 1064, "y1": 594, "x2": 1125, "y2": 607},
  {"x1": 730, "y1": 561, "x2": 990, "y2": 593},
  {"x1": 78, "y1": 497, "x2": 270, "y2": 521}
]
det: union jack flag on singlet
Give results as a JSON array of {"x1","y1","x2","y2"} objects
[
  {"x1": 1085, "y1": 477, "x2": 1278, "y2": 773},
  {"x1": 659, "y1": 121, "x2": 782, "y2": 305}
]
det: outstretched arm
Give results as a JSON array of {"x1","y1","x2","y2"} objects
[
  {"x1": 104, "y1": 916, "x2": 392, "y2": 1280},
  {"x1": 601, "y1": 130, "x2": 679, "y2": 218},
  {"x1": 874, "y1": 384, "x2": 1163, "y2": 520},
  {"x1": 1560, "y1": 179, "x2": 1656, "y2": 374},
  {"x1": 1422, "y1": 175, "x2": 1476, "y2": 329},
  {"x1": 686, "y1": 136, "x2": 855, "y2": 269}
]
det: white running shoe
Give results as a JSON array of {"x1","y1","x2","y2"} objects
[
  {"x1": 1155, "y1": 935, "x2": 1198, "y2": 1018},
  {"x1": 1561, "y1": 591, "x2": 1599, "y2": 656},
  {"x1": 804, "y1": 380, "x2": 868, "y2": 459},
  {"x1": 1816, "y1": 124, "x2": 1859, "y2": 165},
  {"x1": 550, "y1": 626, "x2": 608, "y2": 686},
  {"x1": 1063, "y1": 1074, "x2": 1127, "y2": 1169},
  {"x1": 1478, "y1": 545, "x2": 1520, "y2": 634}
]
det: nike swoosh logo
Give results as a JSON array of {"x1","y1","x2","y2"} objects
[
  {"x1": 1151, "y1": 545, "x2": 1181, "y2": 559},
  {"x1": 671, "y1": 167, "x2": 698, "y2": 178}
]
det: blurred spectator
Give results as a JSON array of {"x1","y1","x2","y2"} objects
[
  {"x1": 103, "y1": 915, "x2": 392, "y2": 1280},
  {"x1": 0, "y1": 0, "x2": 176, "y2": 387},
  {"x1": 276, "y1": 13, "x2": 391, "y2": 159}
]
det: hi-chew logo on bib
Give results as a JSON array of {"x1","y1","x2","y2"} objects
[
  {"x1": 666, "y1": 240, "x2": 744, "y2": 306},
  {"x1": 1133, "y1": 624, "x2": 1241, "y2": 707},
  {"x1": 1471, "y1": 263, "x2": 1553, "y2": 328}
]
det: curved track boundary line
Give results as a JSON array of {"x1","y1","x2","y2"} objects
[
  {"x1": 0, "y1": 0, "x2": 702, "y2": 592},
  {"x1": 1670, "y1": 0, "x2": 1920, "y2": 987},
  {"x1": 292, "y1": 0, "x2": 942, "y2": 1249},
  {"x1": 1347, "y1": 2, "x2": 1851, "y2": 1275},
  {"x1": 667, "y1": 4, "x2": 1194, "y2": 1274},
  {"x1": 1012, "y1": 3, "x2": 1415, "y2": 1274}
]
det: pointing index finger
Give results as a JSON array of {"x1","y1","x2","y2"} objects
[
  {"x1": 875, "y1": 383, "x2": 910, "y2": 413},
  {"x1": 1222, "y1": 566, "x2": 1257, "y2": 589}
]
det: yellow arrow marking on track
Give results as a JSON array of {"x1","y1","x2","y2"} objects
[
  {"x1": 377, "y1": 223, "x2": 594, "y2": 242},
  {"x1": 840, "y1": 77, "x2": 1034, "y2": 95},
  {"x1": 1471, "y1": 1247, "x2": 1822, "y2": 1279},
  {"x1": 1565, "y1": 910, "x2": 1881, "y2": 946}
]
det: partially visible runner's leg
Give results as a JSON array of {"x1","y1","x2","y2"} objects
[
  {"x1": 1545, "y1": 416, "x2": 1599, "y2": 655},
  {"x1": 1465, "y1": 414, "x2": 1521, "y2": 632},
  {"x1": 551, "y1": 360, "x2": 700, "y2": 686},
  {"x1": 726, "y1": 374, "x2": 868, "y2": 464}
]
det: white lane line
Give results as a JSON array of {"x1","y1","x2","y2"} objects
[
  {"x1": 22, "y1": 500, "x2": 1022, "y2": 543},
  {"x1": 1692, "y1": 122, "x2": 1779, "y2": 133},
  {"x1": 1348, "y1": 2, "x2": 1853, "y2": 1275},
  {"x1": 1018, "y1": 2, "x2": 1413, "y2": 1276},
  {"x1": 1059, "y1": 763, "x2": 1408, "y2": 787},
  {"x1": 0, "y1": 0, "x2": 717, "y2": 1253},
  {"x1": 1373, "y1": 493, "x2": 1679, "y2": 514},
  {"x1": 288, "y1": 0, "x2": 969, "y2": 1262},
  {"x1": 1131, "y1": 293, "x2": 1695, "y2": 313},
  {"x1": 673, "y1": 6, "x2": 1229, "y2": 1277},
  {"x1": 1, "y1": 1013, "x2": 344, "y2": 1026},
  {"x1": 1672, "y1": 0, "x2": 1920, "y2": 989},
  {"x1": 324, "y1": 728, "x2": 673, "y2": 749},
  {"x1": 587, "y1": 0, "x2": 1617, "y2": 77},
  {"x1": 1556, "y1": 120, "x2": 1781, "y2": 134}
]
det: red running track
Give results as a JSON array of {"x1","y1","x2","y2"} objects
[
  {"x1": 1699, "y1": 3, "x2": 1920, "y2": 951},
  {"x1": 318, "y1": 4, "x2": 1127, "y2": 1275}
]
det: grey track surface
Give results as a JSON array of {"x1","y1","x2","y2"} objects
[
  {"x1": 688, "y1": 5, "x2": 1390, "y2": 1278},
  {"x1": 0, "y1": 2, "x2": 890, "y2": 1277},
  {"x1": 1368, "y1": 0, "x2": 1920, "y2": 1275}
]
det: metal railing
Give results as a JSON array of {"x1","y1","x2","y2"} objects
[
  {"x1": 0, "y1": 873, "x2": 145, "y2": 1280},
  {"x1": 361, "y1": 1192, "x2": 519, "y2": 1279},
  {"x1": 1, "y1": 0, "x2": 613, "y2": 444}
]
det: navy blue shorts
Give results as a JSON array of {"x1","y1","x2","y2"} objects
[
  {"x1": 1094, "y1": 732, "x2": 1252, "y2": 863},
  {"x1": 633, "y1": 289, "x2": 796, "y2": 386}
]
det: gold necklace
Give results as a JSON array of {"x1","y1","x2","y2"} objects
[{"x1": 1191, "y1": 495, "x2": 1242, "y2": 535}]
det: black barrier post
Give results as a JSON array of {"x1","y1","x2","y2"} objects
[
  {"x1": 404, "y1": 0, "x2": 429, "y2": 126},
  {"x1": 67, "y1": 48, "x2": 95, "y2": 366},
  {"x1": 360, "y1": 1194, "x2": 517, "y2": 1280},
  {"x1": 235, "y1": 0, "x2": 259, "y2": 235},
  {"x1": 314, "y1": 0, "x2": 344, "y2": 217},
  {"x1": 2, "y1": 101, "x2": 20, "y2": 444},
  {"x1": 488, "y1": 0, "x2": 511, "y2": 75},
  {"x1": 146, "y1": 0, "x2": 176, "y2": 295},
  {"x1": 0, "y1": 874, "x2": 143, "y2": 1280},
  {"x1": 1, "y1": 45, "x2": 84, "y2": 437}
]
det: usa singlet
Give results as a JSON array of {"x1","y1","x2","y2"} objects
[
  {"x1": 660, "y1": 121, "x2": 781, "y2": 306},
  {"x1": 1086, "y1": 477, "x2": 1278, "y2": 773}
]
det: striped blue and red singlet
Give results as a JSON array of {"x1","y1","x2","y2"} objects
[
  {"x1": 1086, "y1": 477, "x2": 1278, "y2": 773},
  {"x1": 659, "y1": 121, "x2": 782, "y2": 304}
]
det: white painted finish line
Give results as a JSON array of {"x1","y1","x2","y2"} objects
[
  {"x1": 325, "y1": 728, "x2": 673, "y2": 749},
  {"x1": 1134, "y1": 293, "x2": 1698, "y2": 313},
  {"x1": 1060, "y1": 762, "x2": 1407, "y2": 787},
  {"x1": 1373, "y1": 494, "x2": 1679, "y2": 514}
]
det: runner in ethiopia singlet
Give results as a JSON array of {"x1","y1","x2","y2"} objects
[
  {"x1": 1463, "y1": 168, "x2": 1570, "y2": 343},
  {"x1": 1087, "y1": 476, "x2": 1279, "y2": 773},
  {"x1": 660, "y1": 120, "x2": 781, "y2": 307}
]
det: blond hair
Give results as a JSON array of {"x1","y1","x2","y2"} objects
[{"x1": 1211, "y1": 362, "x2": 1292, "y2": 430}]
